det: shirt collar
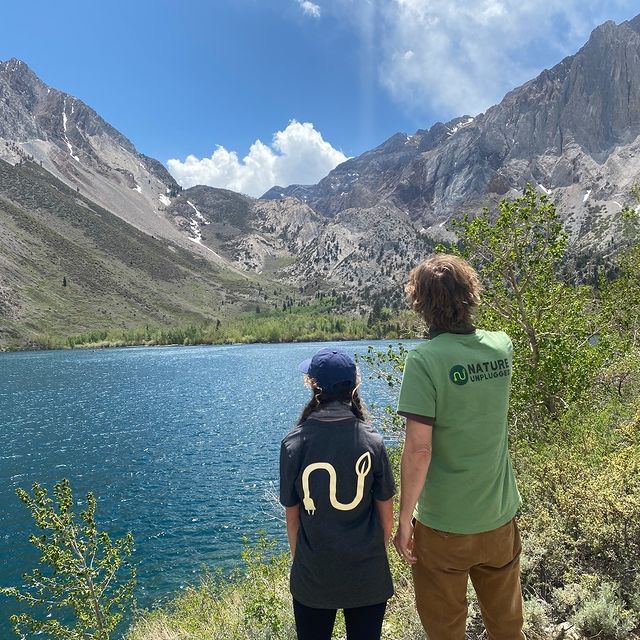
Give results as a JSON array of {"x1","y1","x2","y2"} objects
[
  {"x1": 428, "y1": 325, "x2": 476, "y2": 339},
  {"x1": 309, "y1": 400, "x2": 354, "y2": 420}
]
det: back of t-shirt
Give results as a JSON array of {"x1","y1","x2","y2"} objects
[
  {"x1": 279, "y1": 410, "x2": 395, "y2": 608},
  {"x1": 397, "y1": 329, "x2": 521, "y2": 534}
]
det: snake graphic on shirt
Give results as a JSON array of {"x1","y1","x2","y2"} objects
[{"x1": 302, "y1": 451, "x2": 372, "y2": 514}]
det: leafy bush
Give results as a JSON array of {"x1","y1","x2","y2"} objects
[
  {"x1": 522, "y1": 598, "x2": 553, "y2": 639},
  {"x1": 127, "y1": 534, "x2": 294, "y2": 640},
  {"x1": 572, "y1": 583, "x2": 637, "y2": 640},
  {"x1": 0, "y1": 479, "x2": 135, "y2": 640},
  {"x1": 451, "y1": 184, "x2": 607, "y2": 423}
]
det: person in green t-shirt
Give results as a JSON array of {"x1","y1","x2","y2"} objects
[{"x1": 393, "y1": 254, "x2": 525, "y2": 640}]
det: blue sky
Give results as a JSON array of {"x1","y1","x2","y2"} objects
[{"x1": 1, "y1": 0, "x2": 638, "y2": 196}]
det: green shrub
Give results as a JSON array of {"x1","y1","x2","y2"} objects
[
  {"x1": 451, "y1": 184, "x2": 606, "y2": 422},
  {"x1": 572, "y1": 583, "x2": 637, "y2": 640},
  {"x1": 0, "y1": 479, "x2": 135, "y2": 640},
  {"x1": 127, "y1": 534, "x2": 294, "y2": 640},
  {"x1": 551, "y1": 577, "x2": 599, "y2": 620},
  {"x1": 523, "y1": 598, "x2": 553, "y2": 639}
]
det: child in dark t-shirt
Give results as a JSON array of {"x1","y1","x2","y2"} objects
[{"x1": 279, "y1": 347, "x2": 395, "y2": 640}]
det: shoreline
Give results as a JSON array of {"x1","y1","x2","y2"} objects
[
  {"x1": 1, "y1": 300, "x2": 422, "y2": 355},
  {"x1": 0, "y1": 332, "x2": 420, "y2": 355}
]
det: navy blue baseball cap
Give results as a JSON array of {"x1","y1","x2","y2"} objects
[{"x1": 298, "y1": 347, "x2": 357, "y2": 393}]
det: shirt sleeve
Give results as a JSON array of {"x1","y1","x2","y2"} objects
[
  {"x1": 373, "y1": 441, "x2": 396, "y2": 501},
  {"x1": 279, "y1": 441, "x2": 300, "y2": 507},
  {"x1": 397, "y1": 350, "x2": 436, "y2": 419},
  {"x1": 505, "y1": 333, "x2": 514, "y2": 359}
]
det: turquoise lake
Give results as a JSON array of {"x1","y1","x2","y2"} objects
[{"x1": 0, "y1": 341, "x2": 407, "y2": 636}]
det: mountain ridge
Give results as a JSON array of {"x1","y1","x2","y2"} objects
[
  {"x1": 0, "y1": 158, "x2": 269, "y2": 346},
  {"x1": 262, "y1": 14, "x2": 640, "y2": 248},
  {"x1": 0, "y1": 57, "x2": 188, "y2": 249},
  {"x1": 3, "y1": 14, "x2": 640, "y2": 345}
]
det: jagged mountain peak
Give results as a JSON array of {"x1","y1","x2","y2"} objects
[
  {"x1": 0, "y1": 58, "x2": 40, "y2": 80},
  {"x1": 0, "y1": 57, "x2": 136, "y2": 153},
  {"x1": 628, "y1": 14, "x2": 640, "y2": 33},
  {"x1": 0, "y1": 57, "x2": 184, "y2": 247},
  {"x1": 263, "y1": 12, "x2": 640, "y2": 244}
]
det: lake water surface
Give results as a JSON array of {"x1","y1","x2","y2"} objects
[{"x1": 0, "y1": 341, "x2": 406, "y2": 635}]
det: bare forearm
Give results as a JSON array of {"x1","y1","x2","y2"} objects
[
  {"x1": 287, "y1": 526, "x2": 299, "y2": 558},
  {"x1": 375, "y1": 498, "x2": 394, "y2": 545},
  {"x1": 394, "y1": 417, "x2": 433, "y2": 565},
  {"x1": 399, "y1": 448, "x2": 431, "y2": 525}
]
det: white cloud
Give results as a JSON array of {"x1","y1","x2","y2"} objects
[
  {"x1": 297, "y1": 0, "x2": 321, "y2": 18},
  {"x1": 167, "y1": 121, "x2": 347, "y2": 197},
  {"x1": 377, "y1": 0, "x2": 639, "y2": 116},
  {"x1": 325, "y1": 0, "x2": 637, "y2": 117}
]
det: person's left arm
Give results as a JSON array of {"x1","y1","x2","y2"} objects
[
  {"x1": 394, "y1": 352, "x2": 436, "y2": 564},
  {"x1": 285, "y1": 504, "x2": 300, "y2": 558}
]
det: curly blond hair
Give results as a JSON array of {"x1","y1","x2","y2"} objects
[{"x1": 405, "y1": 254, "x2": 482, "y2": 330}]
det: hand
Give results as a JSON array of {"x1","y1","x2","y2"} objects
[{"x1": 393, "y1": 521, "x2": 417, "y2": 565}]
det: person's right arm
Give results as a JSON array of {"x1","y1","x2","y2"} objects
[
  {"x1": 280, "y1": 439, "x2": 301, "y2": 558},
  {"x1": 393, "y1": 416, "x2": 433, "y2": 564}
]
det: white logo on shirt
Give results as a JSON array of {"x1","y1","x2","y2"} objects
[{"x1": 301, "y1": 451, "x2": 372, "y2": 515}]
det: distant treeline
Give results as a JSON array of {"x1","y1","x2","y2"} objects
[{"x1": 32, "y1": 301, "x2": 423, "y2": 350}]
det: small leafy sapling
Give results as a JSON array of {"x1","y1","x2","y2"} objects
[
  {"x1": 0, "y1": 479, "x2": 136, "y2": 640},
  {"x1": 450, "y1": 184, "x2": 604, "y2": 419}
]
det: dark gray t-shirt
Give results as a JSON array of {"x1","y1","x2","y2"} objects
[{"x1": 279, "y1": 403, "x2": 395, "y2": 609}]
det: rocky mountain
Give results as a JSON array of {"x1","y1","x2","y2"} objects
[
  {"x1": 0, "y1": 59, "x2": 322, "y2": 345},
  {"x1": 264, "y1": 15, "x2": 640, "y2": 249},
  {"x1": 0, "y1": 57, "x2": 371, "y2": 293},
  {"x1": 0, "y1": 159, "x2": 275, "y2": 347},
  {"x1": 166, "y1": 186, "x2": 322, "y2": 272},
  {"x1": 167, "y1": 187, "x2": 435, "y2": 304},
  {"x1": 3, "y1": 14, "x2": 640, "y2": 345},
  {"x1": 0, "y1": 58, "x2": 191, "y2": 248}
]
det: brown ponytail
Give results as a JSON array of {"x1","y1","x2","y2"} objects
[{"x1": 297, "y1": 376, "x2": 368, "y2": 425}]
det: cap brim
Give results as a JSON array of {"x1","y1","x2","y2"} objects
[{"x1": 298, "y1": 358, "x2": 312, "y2": 374}]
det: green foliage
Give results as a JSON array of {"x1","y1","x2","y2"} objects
[
  {"x1": 0, "y1": 479, "x2": 135, "y2": 640},
  {"x1": 240, "y1": 534, "x2": 291, "y2": 636},
  {"x1": 572, "y1": 583, "x2": 637, "y2": 640},
  {"x1": 451, "y1": 184, "x2": 605, "y2": 422},
  {"x1": 522, "y1": 598, "x2": 553, "y2": 639},
  {"x1": 518, "y1": 384, "x2": 640, "y2": 610},
  {"x1": 600, "y1": 240, "x2": 640, "y2": 349},
  {"x1": 127, "y1": 534, "x2": 295, "y2": 640},
  {"x1": 358, "y1": 342, "x2": 410, "y2": 438},
  {"x1": 38, "y1": 303, "x2": 421, "y2": 351}
]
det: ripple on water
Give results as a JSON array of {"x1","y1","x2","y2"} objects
[{"x1": 0, "y1": 340, "x2": 410, "y2": 636}]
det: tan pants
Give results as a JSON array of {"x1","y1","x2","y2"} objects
[{"x1": 412, "y1": 518, "x2": 525, "y2": 640}]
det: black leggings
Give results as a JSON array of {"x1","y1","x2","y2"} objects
[{"x1": 293, "y1": 598, "x2": 387, "y2": 640}]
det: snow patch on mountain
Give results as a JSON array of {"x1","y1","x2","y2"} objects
[
  {"x1": 62, "y1": 99, "x2": 80, "y2": 162},
  {"x1": 186, "y1": 200, "x2": 209, "y2": 242}
]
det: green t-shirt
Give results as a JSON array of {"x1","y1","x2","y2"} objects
[{"x1": 397, "y1": 329, "x2": 521, "y2": 534}]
